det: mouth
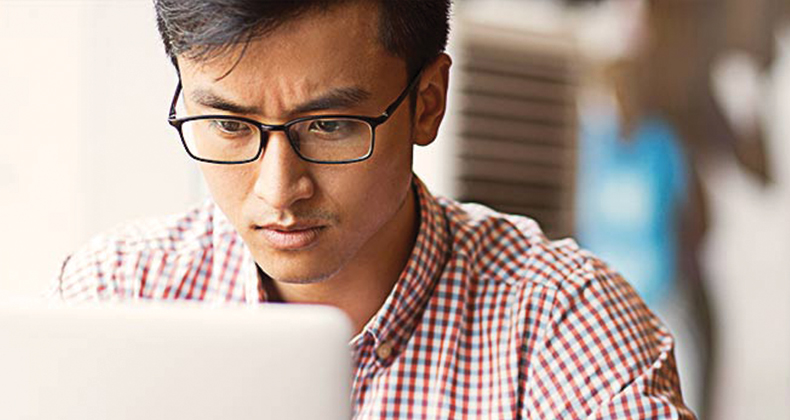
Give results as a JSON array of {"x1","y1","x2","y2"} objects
[{"x1": 253, "y1": 224, "x2": 326, "y2": 251}]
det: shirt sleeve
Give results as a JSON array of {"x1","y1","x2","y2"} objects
[
  {"x1": 521, "y1": 258, "x2": 697, "y2": 419},
  {"x1": 45, "y1": 238, "x2": 113, "y2": 302},
  {"x1": 42, "y1": 255, "x2": 69, "y2": 301}
]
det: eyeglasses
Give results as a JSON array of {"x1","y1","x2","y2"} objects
[{"x1": 167, "y1": 69, "x2": 423, "y2": 165}]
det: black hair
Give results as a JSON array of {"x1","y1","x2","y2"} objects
[{"x1": 154, "y1": 0, "x2": 451, "y2": 77}]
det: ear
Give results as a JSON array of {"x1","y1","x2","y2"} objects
[{"x1": 412, "y1": 53, "x2": 452, "y2": 147}]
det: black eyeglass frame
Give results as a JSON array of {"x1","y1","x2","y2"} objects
[{"x1": 167, "y1": 68, "x2": 424, "y2": 165}]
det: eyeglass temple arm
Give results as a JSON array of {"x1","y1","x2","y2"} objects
[
  {"x1": 169, "y1": 81, "x2": 182, "y2": 120},
  {"x1": 379, "y1": 68, "x2": 424, "y2": 121}
]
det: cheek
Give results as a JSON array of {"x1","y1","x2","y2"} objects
[
  {"x1": 371, "y1": 114, "x2": 415, "y2": 185},
  {"x1": 332, "y1": 124, "x2": 413, "y2": 224}
]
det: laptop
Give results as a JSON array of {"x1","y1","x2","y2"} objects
[{"x1": 0, "y1": 299, "x2": 353, "y2": 420}]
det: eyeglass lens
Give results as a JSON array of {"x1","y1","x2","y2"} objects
[{"x1": 180, "y1": 117, "x2": 374, "y2": 163}]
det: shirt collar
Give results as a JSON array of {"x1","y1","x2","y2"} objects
[{"x1": 354, "y1": 176, "x2": 450, "y2": 361}]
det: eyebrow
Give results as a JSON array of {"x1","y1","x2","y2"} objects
[{"x1": 189, "y1": 86, "x2": 373, "y2": 117}]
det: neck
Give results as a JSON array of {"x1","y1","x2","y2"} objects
[{"x1": 260, "y1": 185, "x2": 420, "y2": 335}]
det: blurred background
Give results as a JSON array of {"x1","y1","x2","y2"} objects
[{"x1": 1, "y1": 0, "x2": 788, "y2": 418}]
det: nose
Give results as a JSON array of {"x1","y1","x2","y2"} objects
[{"x1": 252, "y1": 131, "x2": 315, "y2": 210}]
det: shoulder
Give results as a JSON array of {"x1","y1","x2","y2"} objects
[
  {"x1": 435, "y1": 196, "x2": 646, "y2": 337},
  {"x1": 437, "y1": 196, "x2": 596, "y2": 291},
  {"x1": 54, "y1": 200, "x2": 220, "y2": 301},
  {"x1": 86, "y1": 201, "x2": 216, "y2": 255},
  {"x1": 438, "y1": 196, "x2": 648, "y2": 330},
  {"x1": 432, "y1": 197, "x2": 690, "y2": 416}
]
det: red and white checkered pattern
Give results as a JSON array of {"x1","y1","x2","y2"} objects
[{"x1": 51, "y1": 177, "x2": 695, "y2": 419}]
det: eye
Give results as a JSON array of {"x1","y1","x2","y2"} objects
[
  {"x1": 308, "y1": 119, "x2": 346, "y2": 134},
  {"x1": 210, "y1": 119, "x2": 253, "y2": 136},
  {"x1": 291, "y1": 118, "x2": 366, "y2": 146}
]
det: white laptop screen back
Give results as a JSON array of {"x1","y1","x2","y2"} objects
[{"x1": 0, "y1": 300, "x2": 353, "y2": 420}]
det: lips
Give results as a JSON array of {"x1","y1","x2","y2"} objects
[{"x1": 255, "y1": 224, "x2": 325, "y2": 250}]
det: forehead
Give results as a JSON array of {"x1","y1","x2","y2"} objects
[{"x1": 176, "y1": 1, "x2": 404, "y2": 117}]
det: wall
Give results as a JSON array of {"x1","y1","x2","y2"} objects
[
  {"x1": 702, "y1": 28, "x2": 790, "y2": 420},
  {"x1": 0, "y1": 1, "x2": 201, "y2": 296}
]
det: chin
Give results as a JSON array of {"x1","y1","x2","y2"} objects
[
  {"x1": 271, "y1": 271, "x2": 335, "y2": 285},
  {"x1": 258, "y1": 257, "x2": 343, "y2": 285}
]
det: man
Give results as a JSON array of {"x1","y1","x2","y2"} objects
[{"x1": 52, "y1": 0, "x2": 695, "y2": 418}]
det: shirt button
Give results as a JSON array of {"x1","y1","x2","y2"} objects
[{"x1": 376, "y1": 341, "x2": 393, "y2": 360}]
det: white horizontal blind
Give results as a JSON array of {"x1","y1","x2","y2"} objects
[{"x1": 452, "y1": 23, "x2": 578, "y2": 239}]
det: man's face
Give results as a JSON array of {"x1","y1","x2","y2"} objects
[{"x1": 177, "y1": 2, "x2": 431, "y2": 284}]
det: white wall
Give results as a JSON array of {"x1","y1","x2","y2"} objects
[
  {"x1": 702, "y1": 27, "x2": 790, "y2": 420},
  {"x1": 0, "y1": 1, "x2": 201, "y2": 296}
]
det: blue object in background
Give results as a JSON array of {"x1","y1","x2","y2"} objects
[{"x1": 576, "y1": 113, "x2": 688, "y2": 306}]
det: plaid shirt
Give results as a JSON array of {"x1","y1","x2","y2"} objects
[{"x1": 51, "y1": 177, "x2": 695, "y2": 419}]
